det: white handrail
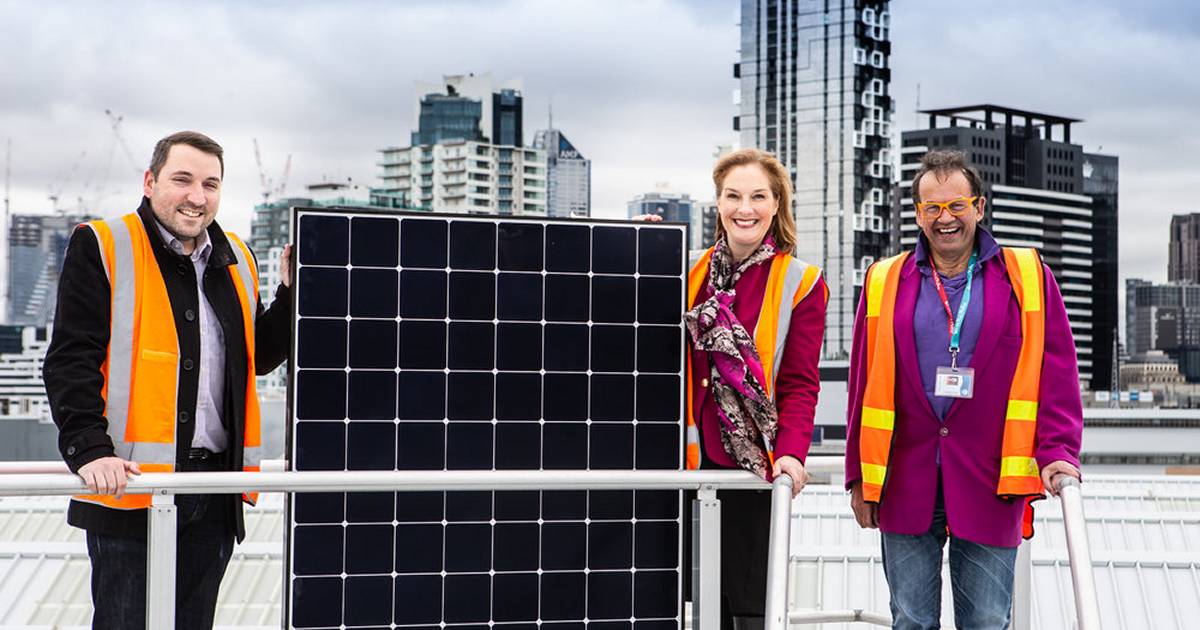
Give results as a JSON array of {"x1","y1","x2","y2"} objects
[
  {"x1": 1057, "y1": 475, "x2": 1102, "y2": 630},
  {"x1": 764, "y1": 475, "x2": 794, "y2": 630}
]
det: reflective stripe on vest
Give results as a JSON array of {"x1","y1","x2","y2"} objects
[
  {"x1": 73, "y1": 214, "x2": 261, "y2": 510},
  {"x1": 684, "y1": 248, "x2": 823, "y2": 469},
  {"x1": 858, "y1": 248, "x2": 1047, "y2": 508}
]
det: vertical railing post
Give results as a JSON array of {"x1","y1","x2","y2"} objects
[
  {"x1": 1057, "y1": 476, "x2": 1101, "y2": 630},
  {"x1": 1010, "y1": 538, "x2": 1033, "y2": 630},
  {"x1": 764, "y1": 475, "x2": 794, "y2": 630},
  {"x1": 693, "y1": 485, "x2": 721, "y2": 630},
  {"x1": 146, "y1": 492, "x2": 176, "y2": 629}
]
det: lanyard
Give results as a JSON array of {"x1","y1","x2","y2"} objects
[{"x1": 928, "y1": 251, "x2": 978, "y2": 368}]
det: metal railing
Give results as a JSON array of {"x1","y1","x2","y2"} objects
[{"x1": 0, "y1": 457, "x2": 1101, "y2": 630}]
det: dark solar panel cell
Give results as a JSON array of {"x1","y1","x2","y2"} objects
[
  {"x1": 399, "y1": 270, "x2": 448, "y2": 319},
  {"x1": 445, "y1": 491, "x2": 492, "y2": 521},
  {"x1": 498, "y1": 222, "x2": 544, "y2": 271},
  {"x1": 343, "y1": 575, "x2": 393, "y2": 626},
  {"x1": 400, "y1": 218, "x2": 448, "y2": 268},
  {"x1": 350, "y1": 269, "x2": 398, "y2": 318},
  {"x1": 634, "y1": 522, "x2": 680, "y2": 569},
  {"x1": 543, "y1": 374, "x2": 588, "y2": 422},
  {"x1": 396, "y1": 422, "x2": 445, "y2": 470},
  {"x1": 298, "y1": 214, "x2": 348, "y2": 266},
  {"x1": 448, "y1": 271, "x2": 495, "y2": 320},
  {"x1": 543, "y1": 274, "x2": 590, "y2": 322},
  {"x1": 588, "y1": 522, "x2": 633, "y2": 570},
  {"x1": 541, "y1": 523, "x2": 587, "y2": 570},
  {"x1": 347, "y1": 320, "x2": 396, "y2": 369},
  {"x1": 293, "y1": 492, "x2": 344, "y2": 524},
  {"x1": 589, "y1": 424, "x2": 635, "y2": 470},
  {"x1": 291, "y1": 576, "x2": 343, "y2": 628},
  {"x1": 540, "y1": 571, "x2": 586, "y2": 620},
  {"x1": 635, "y1": 375, "x2": 680, "y2": 423},
  {"x1": 495, "y1": 372, "x2": 541, "y2": 421},
  {"x1": 638, "y1": 227, "x2": 684, "y2": 277},
  {"x1": 588, "y1": 571, "x2": 633, "y2": 619},
  {"x1": 399, "y1": 321, "x2": 447, "y2": 369},
  {"x1": 394, "y1": 523, "x2": 443, "y2": 573},
  {"x1": 543, "y1": 324, "x2": 589, "y2": 371},
  {"x1": 637, "y1": 327, "x2": 682, "y2": 374},
  {"x1": 590, "y1": 375, "x2": 634, "y2": 422},
  {"x1": 446, "y1": 321, "x2": 494, "y2": 370},
  {"x1": 345, "y1": 524, "x2": 394, "y2": 574},
  {"x1": 636, "y1": 424, "x2": 681, "y2": 470},
  {"x1": 444, "y1": 523, "x2": 492, "y2": 573},
  {"x1": 633, "y1": 571, "x2": 678, "y2": 618},
  {"x1": 637, "y1": 277, "x2": 683, "y2": 325},
  {"x1": 395, "y1": 492, "x2": 444, "y2": 523},
  {"x1": 394, "y1": 574, "x2": 442, "y2": 624},
  {"x1": 591, "y1": 226, "x2": 636, "y2": 274},
  {"x1": 449, "y1": 221, "x2": 497, "y2": 270},
  {"x1": 294, "y1": 421, "x2": 345, "y2": 471},
  {"x1": 634, "y1": 490, "x2": 680, "y2": 520},
  {"x1": 347, "y1": 371, "x2": 397, "y2": 421},
  {"x1": 443, "y1": 574, "x2": 491, "y2": 623},
  {"x1": 545, "y1": 224, "x2": 590, "y2": 272},
  {"x1": 345, "y1": 492, "x2": 393, "y2": 524},
  {"x1": 497, "y1": 272, "x2": 543, "y2": 321},
  {"x1": 296, "y1": 319, "x2": 346, "y2": 368},
  {"x1": 350, "y1": 216, "x2": 399, "y2": 268},
  {"x1": 297, "y1": 267, "x2": 347, "y2": 317},
  {"x1": 591, "y1": 276, "x2": 636, "y2": 323},
  {"x1": 295, "y1": 371, "x2": 346, "y2": 421},
  {"x1": 541, "y1": 423, "x2": 587, "y2": 470},
  {"x1": 346, "y1": 422, "x2": 395, "y2": 470},
  {"x1": 446, "y1": 372, "x2": 493, "y2": 421},
  {"x1": 590, "y1": 326, "x2": 635, "y2": 373},
  {"x1": 496, "y1": 323, "x2": 542, "y2": 371},
  {"x1": 397, "y1": 371, "x2": 446, "y2": 420},
  {"x1": 292, "y1": 525, "x2": 343, "y2": 575},
  {"x1": 445, "y1": 423, "x2": 494, "y2": 470},
  {"x1": 492, "y1": 572, "x2": 539, "y2": 621},
  {"x1": 495, "y1": 422, "x2": 541, "y2": 470},
  {"x1": 494, "y1": 491, "x2": 540, "y2": 522},
  {"x1": 541, "y1": 490, "x2": 587, "y2": 521},
  {"x1": 588, "y1": 491, "x2": 633, "y2": 520}
]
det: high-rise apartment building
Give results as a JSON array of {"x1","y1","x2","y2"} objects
[
  {"x1": 532, "y1": 129, "x2": 591, "y2": 218},
  {"x1": 412, "y1": 74, "x2": 523, "y2": 145},
  {"x1": 1125, "y1": 280, "x2": 1200, "y2": 382},
  {"x1": 411, "y1": 89, "x2": 484, "y2": 146},
  {"x1": 736, "y1": 0, "x2": 893, "y2": 359},
  {"x1": 379, "y1": 141, "x2": 547, "y2": 216},
  {"x1": 895, "y1": 105, "x2": 1119, "y2": 388},
  {"x1": 7, "y1": 213, "x2": 95, "y2": 325},
  {"x1": 1169, "y1": 213, "x2": 1200, "y2": 284}
]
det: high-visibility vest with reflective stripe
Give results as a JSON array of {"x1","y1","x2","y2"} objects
[
  {"x1": 74, "y1": 213, "x2": 263, "y2": 510},
  {"x1": 685, "y1": 248, "x2": 823, "y2": 469},
  {"x1": 858, "y1": 247, "x2": 1046, "y2": 504}
]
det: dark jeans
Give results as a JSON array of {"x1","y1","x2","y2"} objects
[
  {"x1": 86, "y1": 492, "x2": 234, "y2": 629},
  {"x1": 881, "y1": 489, "x2": 1018, "y2": 630}
]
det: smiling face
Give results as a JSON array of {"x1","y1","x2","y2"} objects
[
  {"x1": 143, "y1": 143, "x2": 222, "y2": 250},
  {"x1": 915, "y1": 169, "x2": 984, "y2": 266},
  {"x1": 717, "y1": 164, "x2": 778, "y2": 259}
]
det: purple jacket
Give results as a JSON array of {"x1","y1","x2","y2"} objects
[{"x1": 844, "y1": 250, "x2": 1083, "y2": 547}]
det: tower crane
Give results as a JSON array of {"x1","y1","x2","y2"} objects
[{"x1": 253, "y1": 139, "x2": 292, "y2": 204}]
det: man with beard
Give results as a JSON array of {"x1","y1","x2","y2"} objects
[
  {"x1": 844, "y1": 150, "x2": 1083, "y2": 629},
  {"x1": 45, "y1": 131, "x2": 292, "y2": 629}
]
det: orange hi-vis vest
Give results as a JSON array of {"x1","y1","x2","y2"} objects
[
  {"x1": 684, "y1": 248, "x2": 823, "y2": 469},
  {"x1": 74, "y1": 213, "x2": 263, "y2": 510},
  {"x1": 859, "y1": 247, "x2": 1046, "y2": 505}
]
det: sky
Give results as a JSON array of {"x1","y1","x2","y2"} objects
[{"x1": 1, "y1": 0, "x2": 1197, "y2": 288}]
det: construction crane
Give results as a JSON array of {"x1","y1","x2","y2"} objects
[
  {"x1": 47, "y1": 150, "x2": 88, "y2": 213},
  {"x1": 3, "y1": 138, "x2": 10, "y2": 322},
  {"x1": 253, "y1": 138, "x2": 292, "y2": 204}
]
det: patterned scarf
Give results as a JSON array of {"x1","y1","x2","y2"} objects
[{"x1": 683, "y1": 236, "x2": 779, "y2": 478}]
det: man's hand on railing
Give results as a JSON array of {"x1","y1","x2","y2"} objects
[
  {"x1": 1040, "y1": 460, "x2": 1080, "y2": 497},
  {"x1": 772, "y1": 455, "x2": 808, "y2": 497},
  {"x1": 77, "y1": 456, "x2": 141, "y2": 499},
  {"x1": 848, "y1": 481, "x2": 879, "y2": 529}
]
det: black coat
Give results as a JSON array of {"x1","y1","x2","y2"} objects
[{"x1": 44, "y1": 199, "x2": 291, "y2": 541}]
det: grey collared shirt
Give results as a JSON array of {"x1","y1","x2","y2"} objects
[{"x1": 154, "y1": 222, "x2": 228, "y2": 453}]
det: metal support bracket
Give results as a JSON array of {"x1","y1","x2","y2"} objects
[
  {"x1": 693, "y1": 485, "x2": 721, "y2": 630},
  {"x1": 146, "y1": 491, "x2": 176, "y2": 629}
]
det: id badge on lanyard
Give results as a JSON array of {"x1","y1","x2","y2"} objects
[{"x1": 931, "y1": 251, "x2": 978, "y2": 399}]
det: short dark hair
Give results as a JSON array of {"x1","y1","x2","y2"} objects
[
  {"x1": 148, "y1": 131, "x2": 224, "y2": 179},
  {"x1": 910, "y1": 149, "x2": 983, "y2": 204}
]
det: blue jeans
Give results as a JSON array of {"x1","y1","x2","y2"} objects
[
  {"x1": 881, "y1": 491, "x2": 1018, "y2": 630},
  {"x1": 86, "y1": 493, "x2": 234, "y2": 630}
]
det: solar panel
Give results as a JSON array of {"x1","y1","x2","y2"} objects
[{"x1": 286, "y1": 208, "x2": 688, "y2": 630}]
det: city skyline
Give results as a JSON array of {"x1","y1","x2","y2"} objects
[{"x1": 0, "y1": 0, "x2": 1196, "y2": 288}]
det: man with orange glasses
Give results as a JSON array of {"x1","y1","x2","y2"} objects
[{"x1": 844, "y1": 149, "x2": 1082, "y2": 629}]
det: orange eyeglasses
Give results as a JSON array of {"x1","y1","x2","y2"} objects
[{"x1": 915, "y1": 196, "x2": 980, "y2": 218}]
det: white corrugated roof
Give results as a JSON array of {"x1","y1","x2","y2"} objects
[{"x1": 0, "y1": 475, "x2": 1198, "y2": 629}]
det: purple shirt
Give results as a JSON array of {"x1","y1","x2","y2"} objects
[{"x1": 913, "y1": 229, "x2": 1001, "y2": 420}]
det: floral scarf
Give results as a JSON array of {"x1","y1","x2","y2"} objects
[{"x1": 683, "y1": 236, "x2": 779, "y2": 478}]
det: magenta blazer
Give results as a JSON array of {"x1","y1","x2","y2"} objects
[{"x1": 844, "y1": 253, "x2": 1083, "y2": 547}]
